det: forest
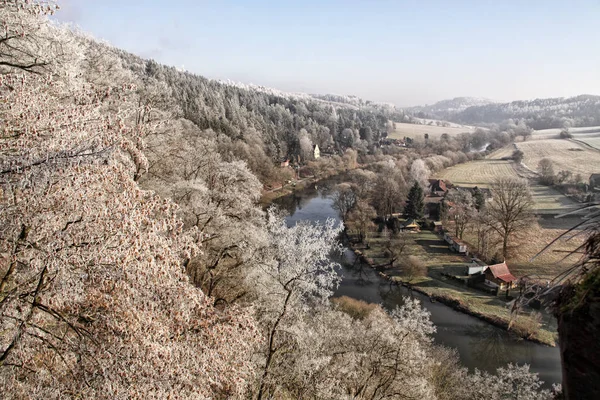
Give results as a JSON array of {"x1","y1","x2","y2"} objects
[
  {"x1": 410, "y1": 95, "x2": 600, "y2": 130},
  {"x1": 2, "y1": 2, "x2": 598, "y2": 399}
]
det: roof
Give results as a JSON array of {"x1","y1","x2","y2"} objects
[
  {"x1": 590, "y1": 173, "x2": 600, "y2": 180},
  {"x1": 402, "y1": 219, "x2": 419, "y2": 228},
  {"x1": 428, "y1": 179, "x2": 448, "y2": 193},
  {"x1": 486, "y1": 262, "x2": 517, "y2": 283}
]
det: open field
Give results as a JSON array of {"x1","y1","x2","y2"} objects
[
  {"x1": 434, "y1": 144, "x2": 581, "y2": 215},
  {"x1": 516, "y1": 139, "x2": 600, "y2": 178},
  {"x1": 389, "y1": 121, "x2": 477, "y2": 140},
  {"x1": 573, "y1": 136, "x2": 600, "y2": 150},
  {"x1": 435, "y1": 159, "x2": 519, "y2": 188},
  {"x1": 531, "y1": 126, "x2": 600, "y2": 140},
  {"x1": 528, "y1": 184, "x2": 579, "y2": 214}
]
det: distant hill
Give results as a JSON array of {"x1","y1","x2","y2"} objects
[
  {"x1": 408, "y1": 95, "x2": 600, "y2": 130},
  {"x1": 407, "y1": 97, "x2": 496, "y2": 120}
]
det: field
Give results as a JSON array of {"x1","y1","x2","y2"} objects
[
  {"x1": 434, "y1": 145, "x2": 581, "y2": 214},
  {"x1": 531, "y1": 126, "x2": 600, "y2": 140},
  {"x1": 574, "y1": 136, "x2": 600, "y2": 150},
  {"x1": 434, "y1": 146, "x2": 521, "y2": 187},
  {"x1": 516, "y1": 139, "x2": 600, "y2": 177},
  {"x1": 435, "y1": 159, "x2": 519, "y2": 188},
  {"x1": 389, "y1": 121, "x2": 477, "y2": 140}
]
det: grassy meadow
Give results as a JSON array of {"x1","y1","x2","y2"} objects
[
  {"x1": 516, "y1": 139, "x2": 600, "y2": 178},
  {"x1": 389, "y1": 121, "x2": 477, "y2": 140}
]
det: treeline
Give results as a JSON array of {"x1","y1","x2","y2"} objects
[
  {"x1": 413, "y1": 95, "x2": 600, "y2": 130},
  {"x1": 113, "y1": 53, "x2": 410, "y2": 181}
]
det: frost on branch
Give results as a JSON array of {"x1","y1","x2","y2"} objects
[{"x1": 0, "y1": 4, "x2": 260, "y2": 397}]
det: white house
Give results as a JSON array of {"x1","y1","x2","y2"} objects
[{"x1": 313, "y1": 144, "x2": 320, "y2": 159}]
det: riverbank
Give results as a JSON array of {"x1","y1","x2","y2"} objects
[
  {"x1": 260, "y1": 176, "x2": 317, "y2": 205},
  {"x1": 351, "y1": 236, "x2": 558, "y2": 347}
]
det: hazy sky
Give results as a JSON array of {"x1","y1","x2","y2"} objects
[{"x1": 56, "y1": 0, "x2": 600, "y2": 106}]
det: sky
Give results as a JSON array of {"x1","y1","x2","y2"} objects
[{"x1": 56, "y1": 0, "x2": 600, "y2": 107}]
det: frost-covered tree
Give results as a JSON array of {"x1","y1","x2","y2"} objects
[
  {"x1": 1, "y1": 4, "x2": 260, "y2": 398},
  {"x1": 250, "y1": 209, "x2": 342, "y2": 399},
  {"x1": 410, "y1": 158, "x2": 431, "y2": 188},
  {"x1": 141, "y1": 123, "x2": 267, "y2": 303},
  {"x1": 465, "y1": 364, "x2": 554, "y2": 400}
]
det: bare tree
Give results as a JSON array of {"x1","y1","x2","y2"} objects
[
  {"x1": 383, "y1": 231, "x2": 410, "y2": 268},
  {"x1": 346, "y1": 200, "x2": 376, "y2": 243},
  {"x1": 486, "y1": 178, "x2": 535, "y2": 258},
  {"x1": 332, "y1": 183, "x2": 357, "y2": 221},
  {"x1": 445, "y1": 189, "x2": 476, "y2": 239}
]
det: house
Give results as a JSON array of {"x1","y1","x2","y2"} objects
[
  {"x1": 590, "y1": 173, "x2": 600, "y2": 189},
  {"x1": 484, "y1": 262, "x2": 518, "y2": 291},
  {"x1": 428, "y1": 179, "x2": 448, "y2": 196},
  {"x1": 465, "y1": 258, "x2": 487, "y2": 276},
  {"x1": 401, "y1": 219, "x2": 420, "y2": 232},
  {"x1": 443, "y1": 231, "x2": 468, "y2": 254},
  {"x1": 443, "y1": 231, "x2": 453, "y2": 244},
  {"x1": 433, "y1": 221, "x2": 443, "y2": 233},
  {"x1": 313, "y1": 144, "x2": 320, "y2": 159},
  {"x1": 280, "y1": 159, "x2": 290, "y2": 168},
  {"x1": 451, "y1": 237, "x2": 468, "y2": 254}
]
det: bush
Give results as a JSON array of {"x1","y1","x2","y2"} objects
[
  {"x1": 400, "y1": 256, "x2": 428, "y2": 281},
  {"x1": 331, "y1": 296, "x2": 378, "y2": 319},
  {"x1": 512, "y1": 149, "x2": 524, "y2": 163},
  {"x1": 559, "y1": 129, "x2": 573, "y2": 139}
]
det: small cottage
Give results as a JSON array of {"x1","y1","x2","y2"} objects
[
  {"x1": 428, "y1": 179, "x2": 448, "y2": 196},
  {"x1": 443, "y1": 231, "x2": 468, "y2": 254},
  {"x1": 451, "y1": 237, "x2": 468, "y2": 254},
  {"x1": 401, "y1": 219, "x2": 420, "y2": 232},
  {"x1": 465, "y1": 258, "x2": 487, "y2": 276},
  {"x1": 484, "y1": 262, "x2": 517, "y2": 291}
]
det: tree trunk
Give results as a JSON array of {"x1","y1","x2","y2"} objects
[
  {"x1": 502, "y1": 234, "x2": 509, "y2": 259},
  {"x1": 257, "y1": 290, "x2": 293, "y2": 400},
  {"x1": 556, "y1": 284, "x2": 600, "y2": 399}
]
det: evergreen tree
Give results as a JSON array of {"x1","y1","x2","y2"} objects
[
  {"x1": 404, "y1": 182, "x2": 425, "y2": 220},
  {"x1": 472, "y1": 186, "x2": 486, "y2": 210}
]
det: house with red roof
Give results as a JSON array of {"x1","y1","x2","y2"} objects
[{"x1": 484, "y1": 262, "x2": 518, "y2": 291}]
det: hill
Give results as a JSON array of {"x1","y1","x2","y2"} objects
[
  {"x1": 407, "y1": 97, "x2": 496, "y2": 120},
  {"x1": 412, "y1": 95, "x2": 600, "y2": 130}
]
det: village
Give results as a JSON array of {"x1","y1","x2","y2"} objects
[{"x1": 349, "y1": 176, "x2": 562, "y2": 346}]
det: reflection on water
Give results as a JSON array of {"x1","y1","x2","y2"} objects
[{"x1": 274, "y1": 181, "x2": 562, "y2": 388}]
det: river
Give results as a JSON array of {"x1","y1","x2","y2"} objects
[{"x1": 273, "y1": 181, "x2": 562, "y2": 388}]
